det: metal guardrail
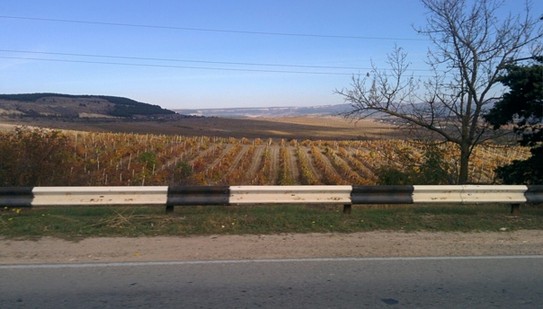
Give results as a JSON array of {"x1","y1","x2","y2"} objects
[{"x1": 1, "y1": 185, "x2": 542, "y2": 214}]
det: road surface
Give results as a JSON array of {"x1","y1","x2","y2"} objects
[{"x1": 1, "y1": 256, "x2": 542, "y2": 308}]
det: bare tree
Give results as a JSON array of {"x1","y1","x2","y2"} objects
[{"x1": 337, "y1": 0, "x2": 542, "y2": 184}]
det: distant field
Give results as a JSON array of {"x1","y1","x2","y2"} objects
[{"x1": 0, "y1": 116, "x2": 401, "y2": 140}]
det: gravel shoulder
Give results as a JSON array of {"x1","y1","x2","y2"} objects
[{"x1": 2, "y1": 231, "x2": 543, "y2": 264}]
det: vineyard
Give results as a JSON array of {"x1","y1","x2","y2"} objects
[{"x1": 25, "y1": 130, "x2": 525, "y2": 186}]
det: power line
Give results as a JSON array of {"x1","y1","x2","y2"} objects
[
  {"x1": 0, "y1": 55, "x2": 356, "y2": 76},
  {"x1": 0, "y1": 55, "x2": 438, "y2": 77},
  {"x1": 0, "y1": 49, "x2": 436, "y2": 72},
  {"x1": 0, "y1": 15, "x2": 426, "y2": 41},
  {"x1": 0, "y1": 49, "x2": 370, "y2": 71}
]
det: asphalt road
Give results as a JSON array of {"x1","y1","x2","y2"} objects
[{"x1": 1, "y1": 256, "x2": 543, "y2": 308}]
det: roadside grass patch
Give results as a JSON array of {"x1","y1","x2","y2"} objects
[{"x1": 1, "y1": 204, "x2": 543, "y2": 240}]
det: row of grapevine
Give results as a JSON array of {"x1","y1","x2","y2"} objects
[
  {"x1": 295, "y1": 145, "x2": 320, "y2": 185},
  {"x1": 279, "y1": 140, "x2": 296, "y2": 185},
  {"x1": 309, "y1": 145, "x2": 348, "y2": 185},
  {"x1": 225, "y1": 143, "x2": 258, "y2": 184},
  {"x1": 5, "y1": 128, "x2": 530, "y2": 186},
  {"x1": 325, "y1": 146, "x2": 368, "y2": 184}
]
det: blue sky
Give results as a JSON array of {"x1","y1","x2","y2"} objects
[{"x1": 0, "y1": 0, "x2": 541, "y2": 109}]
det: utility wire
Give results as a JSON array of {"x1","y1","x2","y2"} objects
[
  {"x1": 0, "y1": 49, "x2": 436, "y2": 72},
  {"x1": 0, "y1": 55, "x2": 438, "y2": 77},
  {"x1": 0, "y1": 15, "x2": 426, "y2": 41},
  {"x1": 0, "y1": 55, "x2": 356, "y2": 76},
  {"x1": 0, "y1": 49, "x2": 370, "y2": 71}
]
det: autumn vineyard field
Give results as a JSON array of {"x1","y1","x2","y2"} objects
[{"x1": 48, "y1": 130, "x2": 529, "y2": 186}]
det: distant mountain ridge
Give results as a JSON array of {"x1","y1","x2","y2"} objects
[
  {"x1": 0, "y1": 93, "x2": 176, "y2": 119},
  {"x1": 175, "y1": 103, "x2": 353, "y2": 117}
]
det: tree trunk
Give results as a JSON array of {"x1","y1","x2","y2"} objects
[{"x1": 458, "y1": 143, "x2": 470, "y2": 184}]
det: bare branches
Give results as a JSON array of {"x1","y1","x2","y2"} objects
[
  {"x1": 338, "y1": 0, "x2": 543, "y2": 184},
  {"x1": 337, "y1": 46, "x2": 417, "y2": 117}
]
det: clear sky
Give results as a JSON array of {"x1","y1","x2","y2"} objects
[{"x1": 0, "y1": 0, "x2": 541, "y2": 109}]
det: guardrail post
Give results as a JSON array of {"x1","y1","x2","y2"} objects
[
  {"x1": 343, "y1": 204, "x2": 352, "y2": 214},
  {"x1": 510, "y1": 203, "x2": 521, "y2": 216}
]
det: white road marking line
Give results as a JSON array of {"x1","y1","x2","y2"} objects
[{"x1": 1, "y1": 255, "x2": 543, "y2": 269}]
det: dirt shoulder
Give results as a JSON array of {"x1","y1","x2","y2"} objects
[{"x1": 2, "y1": 231, "x2": 543, "y2": 264}]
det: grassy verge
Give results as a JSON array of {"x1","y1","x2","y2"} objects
[{"x1": 1, "y1": 204, "x2": 543, "y2": 240}]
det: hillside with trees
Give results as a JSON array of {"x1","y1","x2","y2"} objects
[{"x1": 0, "y1": 93, "x2": 177, "y2": 119}]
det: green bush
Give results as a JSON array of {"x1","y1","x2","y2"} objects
[{"x1": 170, "y1": 161, "x2": 193, "y2": 185}]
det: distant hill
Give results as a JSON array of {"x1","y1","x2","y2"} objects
[
  {"x1": 0, "y1": 93, "x2": 177, "y2": 119},
  {"x1": 175, "y1": 103, "x2": 354, "y2": 117},
  {"x1": 174, "y1": 101, "x2": 500, "y2": 122},
  {"x1": 176, "y1": 101, "x2": 496, "y2": 119}
]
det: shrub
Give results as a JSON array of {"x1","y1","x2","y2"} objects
[
  {"x1": 0, "y1": 127, "x2": 81, "y2": 186},
  {"x1": 376, "y1": 144, "x2": 453, "y2": 185}
]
